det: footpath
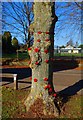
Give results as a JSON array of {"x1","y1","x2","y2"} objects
[
  {"x1": 53, "y1": 69, "x2": 83, "y2": 95},
  {"x1": 1, "y1": 67, "x2": 83, "y2": 95}
]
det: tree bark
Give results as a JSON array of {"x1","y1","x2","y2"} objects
[{"x1": 24, "y1": 2, "x2": 58, "y2": 117}]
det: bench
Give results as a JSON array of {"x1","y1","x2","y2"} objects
[{"x1": 0, "y1": 73, "x2": 18, "y2": 90}]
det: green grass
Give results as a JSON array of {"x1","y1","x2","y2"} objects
[
  {"x1": 2, "y1": 52, "x2": 83, "y2": 59},
  {"x1": 2, "y1": 52, "x2": 30, "y2": 59},
  {"x1": 55, "y1": 53, "x2": 83, "y2": 57},
  {"x1": 2, "y1": 86, "x2": 30, "y2": 118},
  {"x1": 2, "y1": 86, "x2": 83, "y2": 119},
  {"x1": 60, "y1": 95, "x2": 83, "y2": 118}
]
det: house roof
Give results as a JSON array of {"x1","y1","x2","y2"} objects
[{"x1": 65, "y1": 45, "x2": 74, "y2": 49}]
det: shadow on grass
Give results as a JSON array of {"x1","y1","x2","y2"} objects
[
  {"x1": 54, "y1": 79, "x2": 83, "y2": 114},
  {"x1": 53, "y1": 59, "x2": 79, "y2": 72}
]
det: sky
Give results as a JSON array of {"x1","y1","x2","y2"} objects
[
  {"x1": 1, "y1": 2, "x2": 82, "y2": 47},
  {"x1": 54, "y1": 2, "x2": 82, "y2": 47}
]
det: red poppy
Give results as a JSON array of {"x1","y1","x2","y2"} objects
[
  {"x1": 35, "y1": 61, "x2": 39, "y2": 65},
  {"x1": 34, "y1": 48, "x2": 40, "y2": 52},
  {"x1": 44, "y1": 85, "x2": 48, "y2": 90},
  {"x1": 49, "y1": 88, "x2": 52, "y2": 92},
  {"x1": 37, "y1": 39, "x2": 41, "y2": 42},
  {"x1": 45, "y1": 39, "x2": 49, "y2": 42},
  {"x1": 46, "y1": 32, "x2": 50, "y2": 34},
  {"x1": 34, "y1": 78, "x2": 38, "y2": 82},
  {"x1": 44, "y1": 78, "x2": 48, "y2": 81},
  {"x1": 48, "y1": 84, "x2": 51, "y2": 88},
  {"x1": 45, "y1": 59, "x2": 49, "y2": 63},
  {"x1": 53, "y1": 93, "x2": 57, "y2": 97},
  {"x1": 44, "y1": 49, "x2": 48, "y2": 54},
  {"x1": 38, "y1": 31, "x2": 42, "y2": 34},
  {"x1": 28, "y1": 48, "x2": 31, "y2": 51}
]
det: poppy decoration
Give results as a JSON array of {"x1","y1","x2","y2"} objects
[
  {"x1": 38, "y1": 31, "x2": 42, "y2": 34},
  {"x1": 44, "y1": 49, "x2": 48, "y2": 54},
  {"x1": 28, "y1": 48, "x2": 31, "y2": 51},
  {"x1": 34, "y1": 78, "x2": 38, "y2": 82},
  {"x1": 35, "y1": 61, "x2": 39, "y2": 65},
  {"x1": 45, "y1": 39, "x2": 50, "y2": 42},
  {"x1": 53, "y1": 93, "x2": 57, "y2": 97},
  {"x1": 34, "y1": 48, "x2": 40, "y2": 52},
  {"x1": 37, "y1": 39, "x2": 41, "y2": 42},
  {"x1": 44, "y1": 85, "x2": 49, "y2": 90},
  {"x1": 46, "y1": 32, "x2": 50, "y2": 34},
  {"x1": 48, "y1": 84, "x2": 51, "y2": 89},
  {"x1": 49, "y1": 88, "x2": 52, "y2": 93},
  {"x1": 44, "y1": 84, "x2": 51, "y2": 90},
  {"x1": 45, "y1": 59, "x2": 49, "y2": 63},
  {"x1": 44, "y1": 77, "x2": 48, "y2": 81}
]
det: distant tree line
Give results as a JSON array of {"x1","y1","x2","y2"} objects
[{"x1": 2, "y1": 31, "x2": 20, "y2": 54}]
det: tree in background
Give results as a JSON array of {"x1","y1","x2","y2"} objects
[
  {"x1": 60, "y1": 45, "x2": 65, "y2": 48},
  {"x1": 78, "y1": 44, "x2": 83, "y2": 49},
  {"x1": 12, "y1": 37, "x2": 19, "y2": 52},
  {"x1": 2, "y1": 2, "x2": 33, "y2": 46},
  {"x1": 24, "y1": 2, "x2": 58, "y2": 117},
  {"x1": 2, "y1": 31, "x2": 12, "y2": 53},
  {"x1": 1, "y1": 2, "x2": 82, "y2": 47},
  {"x1": 55, "y1": 2, "x2": 82, "y2": 45}
]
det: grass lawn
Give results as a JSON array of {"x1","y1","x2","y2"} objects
[
  {"x1": 2, "y1": 52, "x2": 83, "y2": 59},
  {"x1": 2, "y1": 52, "x2": 30, "y2": 59},
  {"x1": 55, "y1": 53, "x2": 83, "y2": 57},
  {"x1": 2, "y1": 86, "x2": 30, "y2": 118},
  {"x1": 1, "y1": 86, "x2": 83, "y2": 119}
]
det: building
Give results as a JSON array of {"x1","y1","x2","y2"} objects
[{"x1": 54, "y1": 45, "x2": 82, "y2": 54}]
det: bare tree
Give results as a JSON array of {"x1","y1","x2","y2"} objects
[
  {"x1": 55, "y1": 2, "x2": 82, "y2": 44},
  {"x1": 1, "y1": 2, "x2": 82, "y2": 46},
  {"x1": 2, "y1": 2, "x2": 33, "y2": 46}
]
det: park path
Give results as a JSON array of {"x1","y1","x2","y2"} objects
[
  {"x1": 53, "y1": 69, "x2": 82, "y2": 95},
  {"x1": 1, "y1": 67, "x2": 83, "y2": 95}
]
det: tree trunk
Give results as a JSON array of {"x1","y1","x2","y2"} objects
[{"x1": 24, "y1": 2, "x2": 58, "y2": 117}]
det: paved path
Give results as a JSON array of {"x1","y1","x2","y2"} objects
[
  {"x1": 1, "y1": 69, "x2": 83, "y2": 95},
  {"x1": 53, "y1": 69, "x2": 83, "y2": 95}
]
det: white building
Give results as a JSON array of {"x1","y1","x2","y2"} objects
[
  {"x1": 54, "y1": 45, "x2": 82, "y2": 54},
  {"x1": 63, "y1": 45, "x2": 81, "y2": 53}
]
